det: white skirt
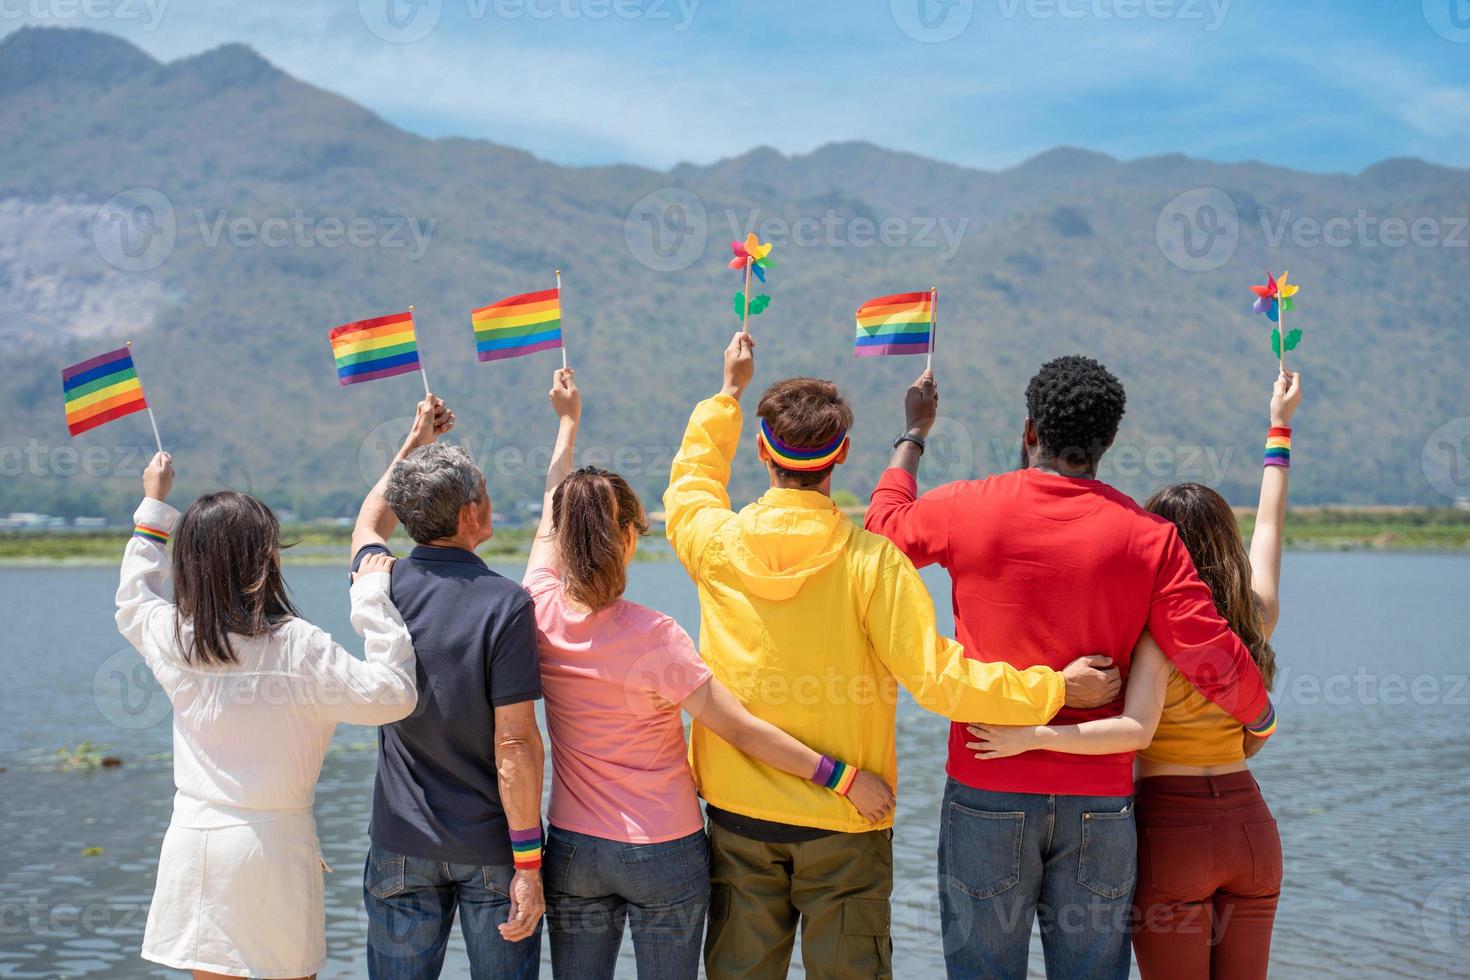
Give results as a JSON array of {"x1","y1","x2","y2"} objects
[{"x1": 142, "y1": 796, "x2": 327, "y2": 979}]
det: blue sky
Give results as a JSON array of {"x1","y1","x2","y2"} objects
[{"x1": 5, "y1": 0, "x2": 1469, "y2": 173}]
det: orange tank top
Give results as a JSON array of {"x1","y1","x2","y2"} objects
[{"x1": 1138, "y1": 667, "x2": 1246, "y2": 765}]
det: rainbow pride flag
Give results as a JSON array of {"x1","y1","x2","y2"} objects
[
  {"x1": 330, "y1": 311, "x2": 420, "y2": 385},
  {"x1": 854, "y1": 291, "x2": 934, "y2": 357},
  {"x1": 62, "y1": 347, "x2": 149, "y2": 436},
  {"x1": 472, "y1": 288, "x2": 562, "y2": 362}
]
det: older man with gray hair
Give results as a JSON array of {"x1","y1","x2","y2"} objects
[{"x1": 351, "y1": 394, "x2": 547, "y2": 980}]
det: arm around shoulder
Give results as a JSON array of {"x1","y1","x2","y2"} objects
[{"x1": 864, "y1": 548, "x2": 1064, "y2": 725}]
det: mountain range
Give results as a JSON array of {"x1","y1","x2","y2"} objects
[{"x1": 2, "y1": 26, "x2": 1467, "y2": 522}]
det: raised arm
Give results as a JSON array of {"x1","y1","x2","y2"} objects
[
  {"x1": 965, "y1": 632, "x2": 1171, "y2": 760},
  {"x1": 115, "y1": 453, "x2": 178, "y2": 662},
  {"x1": 680, "y1": 677, "x2": 895, "y2": 824},
  {"x1": 1249, "y1": 371, "x2": 1301, "y2": 641},
  {"x1": 663, "y1": 332, "x2": 752, "y2": 575},
  {"x1": 864, "y1": 369, "x2": 954, "y2": 569},
  {"x1": 306, "y1": 554, "x2": 418, "y2": 726},
  {"x1": 526, "y1": 368, "x2": 580, "y2": 574},
  {"x1": 350, "y1": 394, "x2": 455, "y2": 558}
]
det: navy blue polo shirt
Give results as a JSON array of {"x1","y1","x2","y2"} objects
[{"x1": 352, "y1": 543, "x2": 541, "y2": 866}]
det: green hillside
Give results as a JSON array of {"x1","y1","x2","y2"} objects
[{"x1": 2, "y1": 27, "x2": 1467, "y2": 524}]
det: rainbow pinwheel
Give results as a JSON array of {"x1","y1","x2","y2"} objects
[
  {"x1": 729, "y1": 233, "x2": 775, "y2": 283},
  {"x1": 1250, "y1": 271, "x2": 1304, "y2": 360},
  {"x1": 730, "y1": 233, "x2": 774, "y2": 324},
  {"x1": 1250, "y1": 270, "x2": 1299, "y2": 323}
]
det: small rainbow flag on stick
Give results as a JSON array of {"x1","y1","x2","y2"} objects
[
  {"x1": 330, "y1": 310, "x2": 427, "y2": 391},
  {"x1": 471, "y1": 284, "x2": 564, "y2": 364},
  {"x1": 62, "y1": 345, "x2": 162, "y2": 451},
  {"x1": 855, "y1": 289, "x2": 937, "y2": 361}
]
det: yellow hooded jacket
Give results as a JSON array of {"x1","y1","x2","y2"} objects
[{"x1": 664, "y1": 394, "x2": 1065, "y2": 832}]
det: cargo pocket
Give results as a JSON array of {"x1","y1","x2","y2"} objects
[
  {"x1": 944, "y1": 803, "x2": 1024, "y2": 900},
  {"x1": 841, "y1": 897, "x2": 892, "y2": 979},
  {"x1": 365, "y1": 849, "x2": 406, "y2": 901},
  {"x1": 1143, "y1": 826, "x2": 1213, "y2": 899},
  {"x1": 1243, "y1": 821, "x2": 1283, "y2": 893},
  {"x1": 1078, "y1": 804, "x2": 1137, "y2": 900}
]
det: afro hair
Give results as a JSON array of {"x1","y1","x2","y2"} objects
[{"x1": 1024, "y1": 355, "x2": 1126, "y2": 468}]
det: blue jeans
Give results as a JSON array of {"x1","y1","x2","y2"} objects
[
  {"x1": 363, "y1": 844, "x2": 542, "y2": 980},
  {"x1": 543, "y1": 826, "x2": 709, "y2": 980},
  {"x1": 937, "y1": 780, "x2": 1136, "y2": 980}
]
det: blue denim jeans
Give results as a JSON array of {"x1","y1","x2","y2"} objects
[
  {"x1": 937, "y1": 779, "x2": 1136, "y2": 980},
  {"x1": 543, "y1": 825, "x2": 709, "y2": 980},
  {"x1": 363, "y1": 844, "x2": 542, "y2": 980}
]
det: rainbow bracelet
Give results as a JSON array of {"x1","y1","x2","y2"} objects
[
  {"x1": 1245, "y1": 702, "x2": 1277, "y2": 739},
  {"x1": 1264, "y1": 426, "x2": 1291, "y2": 468},
  {"x1": 134, "y1": 523, "x2": 170, "y2": 545},
  {"x1": 811, "y1": 755, "x2": 858, "y2": 796},
  {"x1": 509, "y1": 826, "x2": 543, "y2": 871}
]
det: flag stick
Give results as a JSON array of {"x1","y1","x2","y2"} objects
[
  {"x1": 556, "y1": 269, "x2": 568, "y2": 371},
  {"x1": 927, "y1": 285, "x2": 938, "y2": 373},
  {"x1": 407, "y1": 306, "x2": 431, "y2": 395},
  {"x1": 125, "y1": 341, "x2": 165, "y2": 455},
  {"x1": 742, "y1": 258, "x2": 753, "y2": 339}
]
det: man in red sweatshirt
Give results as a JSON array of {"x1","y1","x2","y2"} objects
[{"x1": 865, "y1": 356, "x2": 1276, "y2": 980}]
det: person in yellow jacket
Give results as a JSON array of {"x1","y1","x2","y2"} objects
[{"x1": 664, "y1": 332, "x2": 1121, "y2": 980}]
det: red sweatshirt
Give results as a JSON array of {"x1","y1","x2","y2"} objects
[{"x1": 866, "y1": 467, "x2": 1271, "y2": 797}]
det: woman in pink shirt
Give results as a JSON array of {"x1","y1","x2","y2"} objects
[{"x1": 523, "y1": 370, "x2": 893, "y2": 980}]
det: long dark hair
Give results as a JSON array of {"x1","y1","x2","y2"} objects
[
  {"x1": 172, "y1": 491, "x2": 299, "y2": 666},
  {"x1": 1145, "y1": 483, "x2": 1277, "y2": 690},
  {"x1": 551, "y1": 467, "x2": 649, "y2": 611}
]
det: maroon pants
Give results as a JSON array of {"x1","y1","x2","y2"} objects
[{"x1": 1131, "y1": 772, "x2": 1283, "y2": 979}]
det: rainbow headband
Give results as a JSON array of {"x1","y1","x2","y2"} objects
[{"x1": 758, "y1": 418, "x2": 849, "y2": 472}]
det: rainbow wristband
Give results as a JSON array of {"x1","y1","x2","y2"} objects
[
  {"x1": 509, "y1": 827, "x2": 543, "y2": 871},
  {"x1": 1264, "y1": 426, "x2": 1291, "y2": 468},
  {"x1": 134, "y1": 523, "x2": 170, "y2": 545},
  {"x1": 811, "y1": 755, "x2": 858, "y2": 796},
  {"x1": 1245, "y1": 703, "x2": 1277, "y2": 739}
]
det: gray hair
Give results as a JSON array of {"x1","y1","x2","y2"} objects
[{"x1": 384, "y1": 443, "x2": 484, "y2": 544}]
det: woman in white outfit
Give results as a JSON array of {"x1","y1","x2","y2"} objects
[{"x1": 116, "y1": 451, "x2": 418, "y2": 980}]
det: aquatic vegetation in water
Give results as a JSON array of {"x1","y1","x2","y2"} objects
[{"x1": 53, "y1": 740, "x2": 123, "y2": 772}]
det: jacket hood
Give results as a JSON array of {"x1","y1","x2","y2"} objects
[{"x1": 728, "y1": 488, "x2": 853, "y2": 601}]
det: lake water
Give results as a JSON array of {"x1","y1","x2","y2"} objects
[{"x1": 1, "y1": 553, "x2": 1467, "y2": 978}]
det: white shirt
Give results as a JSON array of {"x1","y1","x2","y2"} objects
[{"x1": 116, "y1": 497, "x2": 417, "y2": 815}]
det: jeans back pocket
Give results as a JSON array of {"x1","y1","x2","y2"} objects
[
  {"x1": 364, "y1": 848, "x2": 406, "y2": 901},
  {"x1": 1078, "y1": 805, "x2": 1137, "y2": 901},
  {"x1": 944, "y1": 803, "x2": 1024, "y2": 901}
]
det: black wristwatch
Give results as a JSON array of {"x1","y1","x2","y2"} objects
[{"x1": 893, "y1": 432, "x2": 926, "y2": 455}]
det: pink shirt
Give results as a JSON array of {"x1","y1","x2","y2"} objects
[{"x1": 523, "y1": 567, "x2": 712, "y2": 843}]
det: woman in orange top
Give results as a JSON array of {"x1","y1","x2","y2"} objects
[{"x1": 966, "y1": 370, "x2": 1303, "y2": 979}]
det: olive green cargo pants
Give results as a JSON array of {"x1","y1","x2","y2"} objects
[{"x1": 703, "y1": 822, "x2": 893, "y2": 980}]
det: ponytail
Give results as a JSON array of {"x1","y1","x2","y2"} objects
[{"x1": 551, "y1": 467, "x2": 649, "y2": 611}]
